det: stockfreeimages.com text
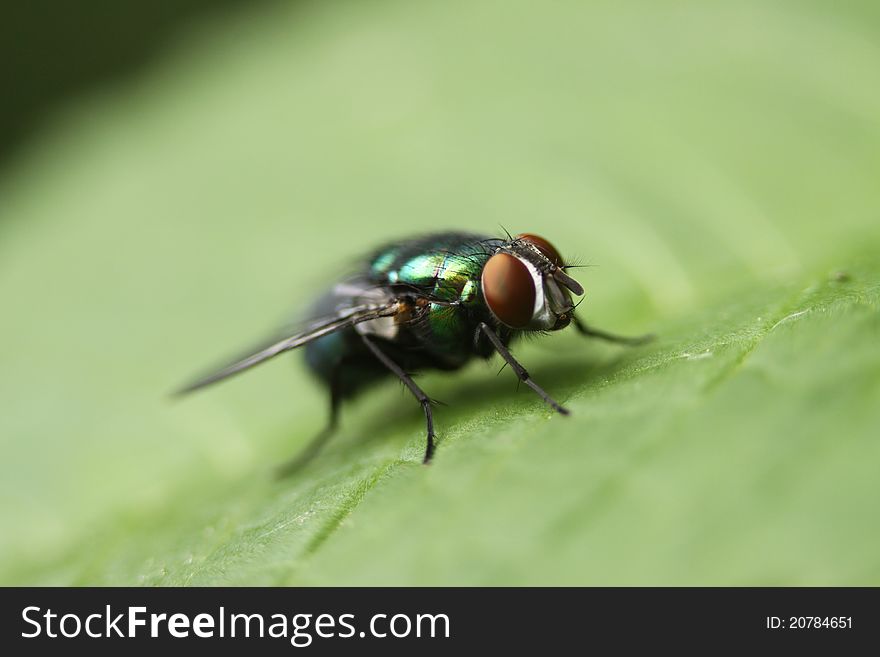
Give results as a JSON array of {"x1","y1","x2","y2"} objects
[{"x1": 22, "y1": 606, "x2": 450, "y2": 646}]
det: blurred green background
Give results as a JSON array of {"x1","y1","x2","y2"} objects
[{"x1": 1, "y1": 0, "x2": 878, "y2": 585}]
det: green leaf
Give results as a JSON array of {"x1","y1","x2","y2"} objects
[{"x1": 1, "y1": 0, "x2": 879, "y2": 585}]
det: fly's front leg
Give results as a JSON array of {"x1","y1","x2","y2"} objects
[
  {"x1": 478, "y1": 322, "x2": 569, "y2": 415},
  {"x1": 572, "y1": 315, "x2": 654, "y2": 346},
  {"x1": 360, "y1": 335, "x2": 437, "y2": 464}
]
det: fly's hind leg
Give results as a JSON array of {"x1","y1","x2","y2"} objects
[
  {"x1": 276, "y1": 363, "x2": 344, "y2": 478},
  {"x1": 572, "y1": 315, "x2": 655, "y2": 346},
  {"x1": 360, "y1": 335, "x2": 436, "y2": 464}
]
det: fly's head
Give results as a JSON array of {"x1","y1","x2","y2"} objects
[{"x1": 481, "y1": 233, "x2": 584, "y2": 332}]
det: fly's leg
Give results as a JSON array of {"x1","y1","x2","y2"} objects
[
  {"x1": 572, "y1": 315, "x2": 654, "y2": 346},
  {"x1": 276, "y1": 363, "x2": 343, "y2": 478},
  {"x1": 478, "y1": 322, "x2": 569, "y2": 415},
  {"x1": 361, "y1": 335, "x2": 436, "y2": 464}
]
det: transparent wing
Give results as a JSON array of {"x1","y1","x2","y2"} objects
[{"x1": 174, "y1": 300, "x2": 401, "y2": 396}]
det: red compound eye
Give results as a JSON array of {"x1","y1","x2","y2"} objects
[
  {"x1": 517, "y1": 233, "x2": 564, "y2": 267},
  {"x1": 481, "y1": 253, "x2": 536, "y2": 329}
]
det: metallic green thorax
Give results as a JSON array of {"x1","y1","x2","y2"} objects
[{"x1": 368, "y1": 233, "x2": 502, "y2": 360}]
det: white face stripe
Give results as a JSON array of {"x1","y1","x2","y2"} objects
[{"x1": 519, "y1": 258, "x2": 555, "y2": 330}]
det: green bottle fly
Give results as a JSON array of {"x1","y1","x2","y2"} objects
[{"x1": 178, "y1": 232, "x2": 651, "y2": 470}]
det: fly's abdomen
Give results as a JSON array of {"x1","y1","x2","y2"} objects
[{"x1": 301, "y1": 282, "x2": 391, "y2": 396}]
